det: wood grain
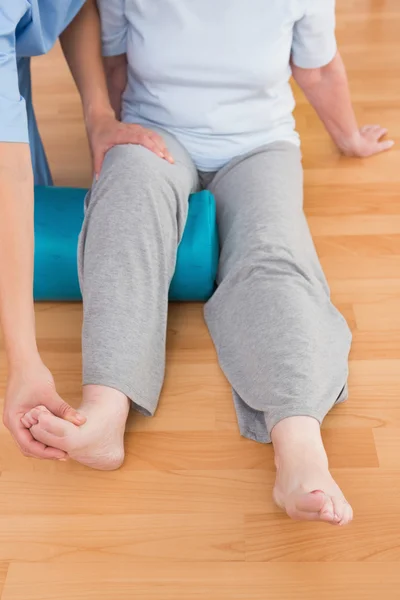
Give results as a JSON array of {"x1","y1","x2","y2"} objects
[
  {"x1": 0, "y1": 0, "x2": 399, "y2": 598},
  {"x1": 3, "y1": 562, "x2": 400, "y2": 600}
]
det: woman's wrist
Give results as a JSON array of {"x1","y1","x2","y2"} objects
[{"x1": 335, "y1": 130, "x2": 363, "y2": 156}]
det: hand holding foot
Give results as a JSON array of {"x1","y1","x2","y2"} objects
[
  {"x1": 3, "y1": 358, "x2": 86, "y2": 460},
  {"x1": 23, "y1": 385, "x2": 130, "y2": 471}
]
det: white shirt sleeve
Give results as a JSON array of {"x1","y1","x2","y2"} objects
[
  {"x1": 291, "y1": 0, "x2": 337, "y2": 69},
  {"x1": 97, "y1": 0, "x2": 128, "y2": 56}
]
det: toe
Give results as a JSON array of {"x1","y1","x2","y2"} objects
[
  {"x1": 21, "y1": 406, "x2": 48, "y2": 428},
  {"x1": 31, "y1": 413, "x2": 78, "y2": 452},
  {"x1": 294, "y1": 490, "x2": 326, "y2": 513},
  {"x1": 330, "y1": 495, "x2": 349, "y2": 525},
  {"x1": 338, "y1": 502, "x2": 353, "y2": 526},
  {"x1": 21, "y1": 406, "x2": 47, "y2": 429},
  {"x1": 38, "y1": 412, "x2": 75, "y2": 438},
  {"x1": 318, "y1": 495, "x2": 336, "y2": 523},
  {"x1": 21, "y1": 415, "x2": 36, "y2": 428},
  {"x1": 30, "y1": 423, "x2": 69, "y2": 452},
  {"x1": 293, "y1": 491, "x2": 336, "y2": 523}
]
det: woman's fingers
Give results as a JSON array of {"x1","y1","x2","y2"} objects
[
  {"x1": 370, "y1": 127, "x2": 388, "y2": 140},
  {"x1": 361, "y1": 124, "x2": 383, "y2": 133},
  {"x1": 374, "y1": 139, "x2": 395, "y2": 153},
  {"x1": 358, "y1": 124, "x2": 394, "y2": 156}
]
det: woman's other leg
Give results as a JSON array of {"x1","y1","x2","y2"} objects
[
  {"x1": 204, "y1": 142, "x2": 353, "y2": 524},
  {"x1": 29, "y1": 131, "x2": 198, "y2": 469}
]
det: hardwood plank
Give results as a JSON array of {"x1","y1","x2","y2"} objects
[
  {"x1": 0, "y1": 470, "x2": 271, "y2": 515},
  {"x1": 0, "y1": 514, "x2": 244, "y2": 563},
  {"x1": 3, "y1": 562, "x2": 400, "y2": 600},
  {"x1": 0, "y1": 563, "x2": 9, "y2": 599},
  {"x1": 353, "y1": 298, "x2": 400, "y2": 331},
  {"x1": 374, "y1": 430, "x2": 400, "y2": 468},
  {"x1": 315, "y1": 235, "x2": 400, "y2": 257},
  {"x1": 245, "y1": 513, "x2": 400, "y2": 562},
  {"x1": 330, "y1": 278, "x2": 400, "y2": 304},
  {"x1": 310, "y1": 217, "x2": 400, "y2": 237},
  {"x1": 321, "y1": 256, "x2": 400, "y2": 280}
]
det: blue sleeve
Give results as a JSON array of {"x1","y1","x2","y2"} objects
[
  {"x1": 292, "y1": 0, "x2": 337, "y2": 69},
  {"x1": 0, "y1": 2, "x2": 29, "y2": 143},
  {"x1": 97, "y1": 0, "x2": 128, "y2": 57}
]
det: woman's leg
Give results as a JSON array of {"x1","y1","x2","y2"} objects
[
  {"x1": 204, "y1": 142, "x2": 353, "y2": 524},
  {"x1": 29, "y1": 132, "x2": 198, "y2": 469}
]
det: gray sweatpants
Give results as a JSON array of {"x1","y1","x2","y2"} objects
[{"x1": 78, "y1": 129, "x2": 351, "y2": 443}]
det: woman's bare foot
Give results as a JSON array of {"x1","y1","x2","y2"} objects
[
  {"x1": 21, "y1": 385, "x2": 130, "y2": 470},
  {"x1": 271, "y1": 416, "x2": 353, "y2": 526}
]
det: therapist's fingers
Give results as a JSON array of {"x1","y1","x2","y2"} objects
[
  {"x1": 147, "y1": 131, "x2": 175, "y2": 164},
  {"x1": 92, "y1": 123, "x2": 175, "y2": 178},
  {"x1": 93, "y1": 150, "x2": 106, "y2": 179},
  {"x1": 140, "y1": 135, "x2": 175, "y2": 163},
  {"x1": 123, "y1": 126, "x2": 175, "y2": 164},
  {"x1": 12, "y1": 422, "x2": 67, "y2": 460}
]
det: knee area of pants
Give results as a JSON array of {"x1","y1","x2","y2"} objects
[
  {"x1": 103, "y1": 144, "x2": 170, "y2": 182},
  {"x1": 94, "y1": 148, "x2": 174, "y2": 215},
  {"x1": 238, "y1": 243, "x2": 307, "y2": 276}
]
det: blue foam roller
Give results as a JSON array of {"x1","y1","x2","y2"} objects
[{"x1": 34, "y1": 186, "x2": 219, "y2": 302}]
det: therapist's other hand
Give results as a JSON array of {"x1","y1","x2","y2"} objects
[
  {"x1": 87, "y1": 113, "x2": 175, "y2": 177},
  {"x1": 3, "y1": 357, "x2": 86, "y2": 460}
]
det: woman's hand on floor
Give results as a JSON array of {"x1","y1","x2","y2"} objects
[
  {"x1": 338, "y1": 125, "x2": 395, "y2": 157},
  {"x1": 86, "y1": 113, "x2": 175, "y2": 178},
  {"x1": 3, "y1": 358, "x2": 86, "y2": 460}
]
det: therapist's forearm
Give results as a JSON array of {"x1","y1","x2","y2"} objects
[
  {"x1": 60, "y1": 0, "x2": 114, "y2": 123},
  {"x1": 0, "y1": 144, "x2": 38, "y2": 366},
  {"x1": 104, "y1": 55, "x2": 128, "y2": 120}
]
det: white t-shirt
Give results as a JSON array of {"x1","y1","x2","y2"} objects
[{"x1": 99, "y1": 0, "x2": 337, "y2": 171}]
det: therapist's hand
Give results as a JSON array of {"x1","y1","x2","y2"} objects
[
  {"x1": 3, "y1": 357, "x2": 86, "y2": 460},
  {"x1": 86, "y1": 113, "x2": 175, "y2": 178}
]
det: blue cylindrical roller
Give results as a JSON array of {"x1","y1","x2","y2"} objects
[{"x1": 33, "y1": 186, "x2": 219, "y2": 302}]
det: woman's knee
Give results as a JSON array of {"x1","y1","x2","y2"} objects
[
  {"x1": 101, "y1": 144, "x2": 170, "y2": 190},
  {"x1": 88, "y1": 144, "x2": 178, "y2": 221},
  {"x1": 219, "y1": 231, "x2": 312, "y2": 285}
]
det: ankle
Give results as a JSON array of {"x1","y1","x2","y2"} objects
[
  {"x1": 81, "y1": 385, "x2": 130, "y2": 414},
  {"x1": 271, "y1": 416, "x2": 328, "y2": 470}
]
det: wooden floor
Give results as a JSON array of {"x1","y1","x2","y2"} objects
[{"x1": 1, "y1": 1, "x2": 400, "y2": 598}]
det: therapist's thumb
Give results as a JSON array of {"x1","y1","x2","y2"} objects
[{"x1": 45, "y1": 393, "x2": 86, "y2": 426}]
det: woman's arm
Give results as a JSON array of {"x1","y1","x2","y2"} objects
[{"x1": 292, "y1": 52, "x2": 394, "y2": 157}]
